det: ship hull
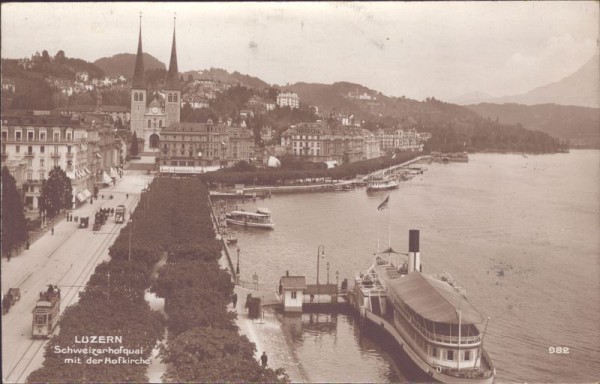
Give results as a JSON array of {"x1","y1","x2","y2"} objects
[{"x1": 349, "y1": 292, "x2": 494, "y2": 384}]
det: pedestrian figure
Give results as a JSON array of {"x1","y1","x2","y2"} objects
[
  {"x1": 102, "y1": 194, "x2": 104, "y2": 199},
  {"x1": 261, "y1": 351, "x2": 268, "y2": 368},
  {"x1": 245, "y1": 293, "x2": 252, "y2": 312},
  {"x1": 26, "y1": 240, "x2": 30, "y2": 250},
  {"x1": 126, "y1": 194, "x2": 128, "y2": 199},
  {"x1": 51, "y1": 227, "x2": 54, "y2": 235},
  {"x1": 232, "y1": 292, "x2": 238, "y2": 308}
]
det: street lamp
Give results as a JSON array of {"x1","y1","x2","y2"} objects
[
  {"x1": 236, "y1": 247, "x2": 240, "y2": 275},
  {"x1": 317, "y1": 245, "x2": 325, "y2": 302},
  {"x1": 128, "y1": 218, "x2": 133, "y2": 262}
]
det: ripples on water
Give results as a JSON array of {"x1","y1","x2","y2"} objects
[{"x1": 231, "y1": 150, "x2": 600, "y2": 383}]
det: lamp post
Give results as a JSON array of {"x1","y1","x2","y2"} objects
[
  {"x1": 317, "y1": 245, "x2": 325, "y2": 302},
  {"x1": 327, "y1": 262, "x2": 330, "y2": 285},
  {"x1": 236, "y1": 247, "x2": 240, "y2": 275},
  {"x1": 128, "y1": 218, "x2": 133, "y2": 262}
]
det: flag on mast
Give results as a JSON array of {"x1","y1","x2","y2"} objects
[{"x1": 377, "y1": 195, "x2": 390, "y2": 212}]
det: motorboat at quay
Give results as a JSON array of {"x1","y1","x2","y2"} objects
[
  {"x1": 349, "y1": 230, "x2": 495, "y2": 383},
  {"x1": 225, "y1": 207, "x2": 275, "y2": 229}
]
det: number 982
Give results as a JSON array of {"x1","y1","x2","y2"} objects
[{"x1": 549, "y1": 347, "x2": 569, "y2": 354}]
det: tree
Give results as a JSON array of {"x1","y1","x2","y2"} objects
[
  {"x1": 130, "y1": 132, "x2": 139, "y2": 156},
  {"x1": 54, "y1": 50, "x2": 66, "y2": 64},
  {"x1": 41, "y1": 50, "x2": 50, "y2": 63},
  {"x1": 39, "y1": 167, "x2": 72, "y2": 217},
  {"x1": 1, "y1": 167, "x2": 29, "y2": 254}
]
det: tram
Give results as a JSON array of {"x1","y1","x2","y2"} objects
[{"x1": 32, "y1": 285, "x2": 61, "y2": 339}]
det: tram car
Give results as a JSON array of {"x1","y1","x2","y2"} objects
[{"x1": 32, "y1": 285, "x2": 61, "y2": 338}]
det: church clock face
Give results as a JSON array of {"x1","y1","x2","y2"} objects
[{"x1": 152, "y1": 107, "x2": 159, "y2": 114}]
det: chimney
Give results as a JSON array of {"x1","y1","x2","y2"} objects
[{"x1": 408, "y1": 229, "x2": 420, "y2": 273}]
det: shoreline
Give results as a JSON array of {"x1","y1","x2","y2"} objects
[{"x1": 210, "y1": 155, "x2": 431, "y2": 197}]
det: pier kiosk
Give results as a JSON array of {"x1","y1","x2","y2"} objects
[{"x1": 279, "y1": 275, "x2": 307, "y2": 312}]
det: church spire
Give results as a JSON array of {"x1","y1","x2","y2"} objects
[
  {"x1": 132, "y1": 14, "x2": 145, "y2": 89},
  {"x1": 165, "y1": 15, "x2": 180, "y2": 90}
]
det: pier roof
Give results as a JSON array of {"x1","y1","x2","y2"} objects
[
  {"x1": 387, "y1": 272, "x2": 483, "y2": 324},
  {"x1": 280, "y1": 276, "x2": 307, "y2": 290}
]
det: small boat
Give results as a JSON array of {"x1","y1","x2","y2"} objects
[
  {"x1": 366, "y1": 175, "x2": 400, "y2": 191},
  {"x1": 226, "y1": 207, "x2": 274, "y2": 229},
  {"x1": 349, "y1": 230, "x2": 495, "y2": 383}
]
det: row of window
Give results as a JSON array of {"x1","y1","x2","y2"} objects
[
  {"x1": 2, "y1": 130, "x2": 73, "y2": 142},
  {"x1": 167, "y1": 93, "x2": 179, "y2": 102},
  {"x1": 148, "y1": 120, "x2": 164, "y2": 128},
  {"x1": 133, "y1": 92, "x2": 144, "y2": 102},
  {"x1": 7, "y1": 145, "x2": 66, "y2": 155}
]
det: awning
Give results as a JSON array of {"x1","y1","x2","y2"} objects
[
  {"x1": 84, "y1": 167, "x2": 90, "y2": 175},
  {"x1": 82, "y1": 189, "x2": 92, "y2": 199},
  {"x1": 76, "y1": 192, "x2": 86, "y2": 202},
  {"x1": 386, "y1": 272, "x2": 484, "y2": 324},
  {"x1": 109, "y1": 167, "x2": 118, "y2": 177},
  {"x1": 96, "y1": 153, "x2": 102, "y2": 159},
  {"x1": 66, "y1": 171, "x2": 76, "y2": 179},
  {"x1": 102, "y1": 172, "x2": 112, "y2": 184}
]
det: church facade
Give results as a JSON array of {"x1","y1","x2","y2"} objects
[{"x1": 130, "y1": 19, "x2": 181, "y2": 152}]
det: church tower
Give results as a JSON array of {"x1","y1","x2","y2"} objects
[
  {"x1": 164, "y1": 17, "x2": 181, "y2": 127},
  {"x1": 130, "y1": 16, "x2": 147, "y2": 142}
]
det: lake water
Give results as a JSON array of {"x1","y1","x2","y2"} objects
[{"x1": 232, "y1": 150, "x2": 600, "y2": 383}]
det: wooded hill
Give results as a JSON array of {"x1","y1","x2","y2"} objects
[
  {"x1": 465, "y1": 103, "x2": 600, "y2": 148},
  {"x1": 93, "y1": 53, "x2": 165, "y2": 78}
]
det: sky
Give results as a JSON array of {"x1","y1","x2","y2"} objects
[{"x1": 2, "y1": 2, "x2": 598, "y2": 101}]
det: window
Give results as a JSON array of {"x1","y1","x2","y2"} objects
[
  {"x1": 16, "y1": 145, "x2": 20, "y2": 153},
  {"x1": 28, "y1": 131, "x2": 34, "y2": 141},
  {"x1": 464, "y1": 351, "x2": 471, "y2": 361},
  {"x1": 431, "y1": 346, "x2": 438, "y2": 358},
  {"x1": 139, "y1": 93, "x2": 143, "y2": 101},
  {"x1": 1, "y1": 131, "x2": 7, "y2": 140},
  {"x1": 67, "y1": 146, "x2": 71, "y2": 154},
  {"x1": 53, "y1": 132, "x2": 60, "y2": 142},
  {"x1": 39, "y1": 171, "x2": 45, "y2": 180},
  {"x1": 174, "y1": 93, "x2": 178, "y2": 102},
  {"x1": 16, "y1": 131, "x2": 22, "y2": 141},
  {"x1": 27, "y1": 172, "x2": 33, "y2": 181},
  {"x1": 28, "y1": 159, "x2": 33, "y2": 167},
  {"x1": 28, "y1": 146, "x2": 33, "y2": 154},
  {"x1": 134, "y1": 93, "x2": 138, "y2": 102},
  {"x1": 54, "y1": 145, "x2": 59, "y2": 154},
  {"x1": 40, "y1": 146, "x2": 45, "y2": 153},
  {"x1": 148, "y1": 120, "x2": 151, "y2": 128},
  {"x1": 35, "y1": 314, "x2": 46, "y2": 325},
  {"x1": 54, "y1": 158, "x2": 59, "y2": 167},
  {"x1": 168, "y1": 93, "x2": 173, "y2": 102},
  {"x1": 66, "y1": 132, "x2": 72, "y2": 141},
  {"x1": 40, "y1": 159, "x2": 45, "y2": 167},
  {"x1": 40, "y1": 132, "x2": 46, "y2": 141},
  {"x1": 447, "y1": 350, "x2": 454, "y2": 361},
  {"x1": 159, "y1": 120, "x2": 162, "y2": 128},
  {"x1": 291, "y1": 291, "x2": 297, "y2": 299}
]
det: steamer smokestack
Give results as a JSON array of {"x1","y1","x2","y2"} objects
[{"x1": 408, "y1": 230, "x2": 420, "y2": 273}]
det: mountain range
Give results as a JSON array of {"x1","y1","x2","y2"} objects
[{"x1": 453, "y1": 54, "x2": 599, "y2": 108}]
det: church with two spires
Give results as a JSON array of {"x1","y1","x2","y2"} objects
[{"x1": 130, "y1": 19, "x2": 181, "y2": 152}]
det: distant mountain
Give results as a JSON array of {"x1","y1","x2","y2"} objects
[
  {"x1": 93, "y1": 53, "x2": 165, "y2": 78},
  {"x1": 182, "y1": 67, "x2": 270, "y2": 90},
  {"x1": 460, "y1": 55, "x2": 599, "y2": 108},
  {"x1": 466, "y1": 103, "x2": 600, "y2": 148},
  {"x1": 452, "y1": 91, "x2": 495, "y2": 105}
]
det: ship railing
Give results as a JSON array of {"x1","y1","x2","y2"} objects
[{"x1": 407, "y1": 314, "x2": 481, "y2": 345}]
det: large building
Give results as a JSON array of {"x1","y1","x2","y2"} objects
[
  {"x1": 130, "y1": 18, "x2": 181, "y2": 152},
  {"x1": 280, "y1": 122, "x2": 366, "y2": 163},
  {"x1": 1, "y1": 114, "x2": 92, "y2": 209},
  {"x1": 276, "y1": 92, "x2": 300, "y2": 109},
  {"x1": 159, "y1": 120, "x2": 255, "y2": 172}
]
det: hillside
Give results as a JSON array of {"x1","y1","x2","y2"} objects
[
  {"x1": 466, "y1": 103, "x2": 600, "y2": 148},
  {"x1": 182, "y1": 67, "x2": 270, "y2": 89},
  {"x1": 93, "y1": 53, "x2": 165, "y2": 78}
]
